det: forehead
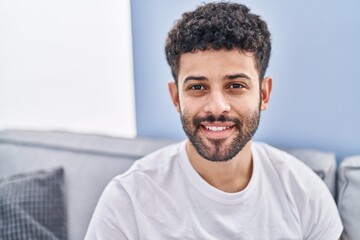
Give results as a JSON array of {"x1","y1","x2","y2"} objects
[{"x1": 178, "y1": 49, "x2": 259, "y2": 83}]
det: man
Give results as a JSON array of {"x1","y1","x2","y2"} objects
[{"x1": 85, "y1": 2, "x2": 343, "y2": 239}]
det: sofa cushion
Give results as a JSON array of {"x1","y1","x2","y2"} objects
[
  {"x1": 338, "y1": 156, "x2": 360, "y2": 240},
  {"x1": 0, "y1": 167, "x2": 67, "y2": 240}
]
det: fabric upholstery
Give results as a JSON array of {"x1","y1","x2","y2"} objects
[
  {"x1": 338, "y1": 156, "x2": 360, "y2": 240},
  {"x1": 0, "y1": 168, "x2": 66, "y2": 240}
]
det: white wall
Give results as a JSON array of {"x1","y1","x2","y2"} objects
[{"x1": 0, "y1": 0, "x2": 136, "y2": 138}]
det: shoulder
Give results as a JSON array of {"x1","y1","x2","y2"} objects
[
  {"x1": 128, "y1": 141, "x2": 183, "y2": 172},
  {"x1": 85, "y1": 178, "x2": 138, "y2": 239},
  {"x1": 252, "y1": 142, "x2": 343, "y2": 239},
  {"x1": 252, "y1": 141, "x2": 320, "y2": 185},
  {"x1": 86, "y1": 142, "x2": 186, "y2": 238},
  {"x1": 252, "y1": 141, "x2": 328, "y2": 201},
  {"x1": 113, "y1": 140, "x2": 184, "y2": 188}
]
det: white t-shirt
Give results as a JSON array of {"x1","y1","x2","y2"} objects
[{"x1": 85, "y1": 141, "x2": 343, "y2": 240}]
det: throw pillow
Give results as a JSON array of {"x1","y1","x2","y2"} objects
[{"x1": 0, "y1": 167, "x2": 67, "y2": 240}]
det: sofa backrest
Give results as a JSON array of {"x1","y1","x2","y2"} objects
[{"x1": 0, "y1": 130, "x2": 339, "y2": 240}]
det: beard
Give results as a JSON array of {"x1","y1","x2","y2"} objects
[{"x1": 180, "y1": 104, "x2": 261, "y2": 162}]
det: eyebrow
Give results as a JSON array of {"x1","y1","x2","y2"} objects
[
  {"x1": 183, "y1": 73, "x2": 252, "y2": 84},
  {"x1": 225, "y1": 73, "x2": 252, "y2": 81},
  {"x1": 183, "y1": 75, "x2": 207, "y2": 84}
]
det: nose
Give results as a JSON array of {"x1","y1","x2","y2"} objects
[{"x1": 203, "y1": 90, "x2": 231, "y2": 115}]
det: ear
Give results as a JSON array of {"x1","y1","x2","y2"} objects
[
  {"x1": 168, "y1": 81, "x2": 180, "y2": 112},
  {"x1": 260, "y1": 77, "x2": 272, "y2": 111}
]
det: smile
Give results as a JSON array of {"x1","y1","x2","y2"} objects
[
  {"x1": 200, "y1": 123, "x2": 235, "y2": 140},
  {"x1": 204, "y1": 126, "x2": 231, "y2": 132}
]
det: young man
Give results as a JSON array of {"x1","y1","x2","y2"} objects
[{"x1": 85, "y1": 2, "x2": 343, "y2": 239}]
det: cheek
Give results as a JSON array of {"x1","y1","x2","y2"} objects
[
  {"x1": 231, "y1": 95, "x2": 261, "y2": 114},
  {"x1": 179, "y1": 97, "x2": 203, "y2": 114}
]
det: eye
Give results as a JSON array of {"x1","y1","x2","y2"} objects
[
  {"x1": 229, "y1": 83, "x2": 244, "y2": 89},
  {"x1": 189, "y1": 84, "x2": 205, "y2": 90}
]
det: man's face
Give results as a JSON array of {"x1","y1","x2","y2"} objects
[{"x1": 169, "y1": 49, "x2": 271, "y2": 162}]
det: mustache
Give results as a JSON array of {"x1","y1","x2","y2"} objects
[{"x1": 193, "y1": 115, "x2": 241, "y2": 127}]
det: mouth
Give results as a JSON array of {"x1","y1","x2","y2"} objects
[
  {"x1": 203, "y1": 125, "x2": 232, "y2": 131},
  {"x1": 200, "y1": 122, "x2": 235, "y2": 139}
]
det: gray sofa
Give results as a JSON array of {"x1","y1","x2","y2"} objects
[{"x1": 0, "y1": 129, "x2": 359, "y2": 240}]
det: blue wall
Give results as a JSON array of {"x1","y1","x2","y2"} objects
[{"x1": 131, "y1": 0, "x2": 360, "y2": 160}]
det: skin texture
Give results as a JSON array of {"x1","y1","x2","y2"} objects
[{"x1": 169, "y1": 49, "x2": 272, "y2": 193}]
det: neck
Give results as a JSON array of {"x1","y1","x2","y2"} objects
[{"x1": 186, "y1": 140, "x2": 253, "y2": 193}]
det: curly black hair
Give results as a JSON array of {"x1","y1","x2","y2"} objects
[{"x1": 165, "y1": 2, "x2": 271, "y2": 83}]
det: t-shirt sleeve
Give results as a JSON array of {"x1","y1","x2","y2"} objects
[
  {"x1": 302, "y1": 179, "x2": 343, "y2": 240},
  {"x1": 84, "y1": 178, "x2": 138, "y2": 240}
]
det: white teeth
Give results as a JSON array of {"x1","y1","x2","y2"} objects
[{"x1": 205, "y1": 126, "x2": 230, "y2": 132}]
